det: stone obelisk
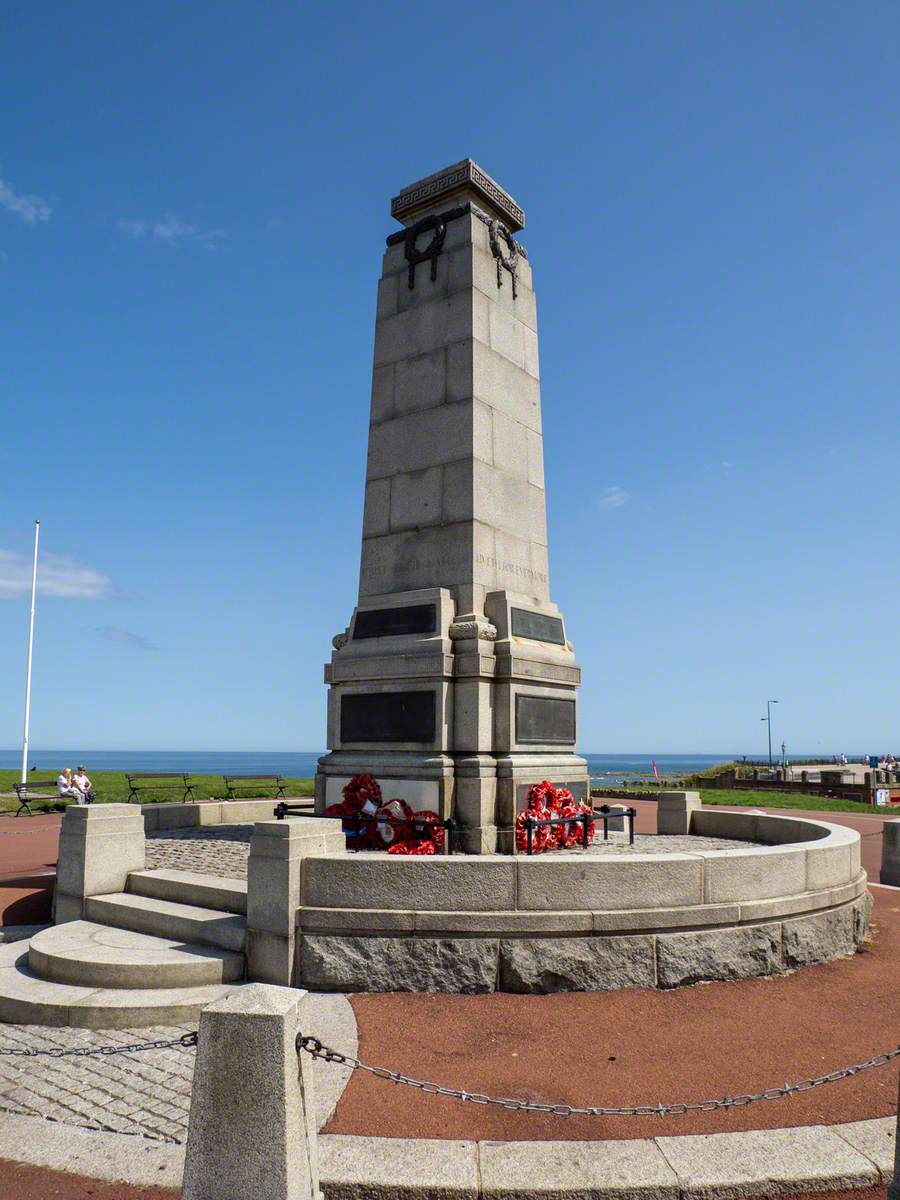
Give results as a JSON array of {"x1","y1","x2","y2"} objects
[{"x1": 315, "y1": 160, "x2": 588, "y2": 853}]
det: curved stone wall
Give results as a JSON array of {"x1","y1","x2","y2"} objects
[{"x1": 296, "y1": 812, "x2": 871, "y2": 993}]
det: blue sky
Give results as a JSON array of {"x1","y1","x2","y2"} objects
[{"x1": 1, "y1": 1, "x2": 898, "y2": 756}]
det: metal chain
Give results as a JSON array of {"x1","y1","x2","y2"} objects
[
  {"x1": 0, "y1": 1032, "x2": 197, "y2": 1059},
  {"x1": 297, "y1": 1036, "x2": 900, "y2": 1118}
]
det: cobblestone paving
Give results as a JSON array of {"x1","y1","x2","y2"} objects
[
  {"x1": 559, "y1": 832, "x2": 750, "y2": 856},
  {"x1": 146, "y1": 825, "x2": 252, "y2": 879},
  {"x1": 0, "y1": 1024, "x2": 194, "y2": 1142},
  {"x1": 141, "y1": 826, "x2": 751, "y2": 877}
]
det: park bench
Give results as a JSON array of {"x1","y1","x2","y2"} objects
[
  {"x1": 125, "y1": 772, "x2": 195, "y2": 804},
  {"x1": 13, "y1": 780, "x2": 64, "y2": 818},
  {"x1": 223, "y1": 774, "x2": 287, "y2": 801}
]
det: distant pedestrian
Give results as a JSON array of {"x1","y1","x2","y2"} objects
[
  {"x1": 57, "y1": 768, "x2": 85, "y2": 802},
  {"x1": 73, "y1": 765, "x2": 96, "y2": 803}
]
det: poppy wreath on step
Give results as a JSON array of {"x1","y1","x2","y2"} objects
[
  {"x1": 515, "y1": 780, "x2": 595, "y2": 854},
  {"x1": 323, "y1": 775, "x2": 445, "y2": 853},
  {"x1": 323, "y1": 773, "x2": 384, "y2": 847}
]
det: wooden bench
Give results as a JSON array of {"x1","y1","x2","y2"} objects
[
  {"x1": 223, "y1": 774, "x2": 287, "y2": 801},
  {"x1": 13, "y1": 780, "x2": 63, "y2": 817},
  {"x1": 125, "y1": 772, "x2": 195, "y2": 804}
]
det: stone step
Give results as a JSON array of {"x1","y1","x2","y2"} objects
[
  {"x1": 28, "y1": 921, "x2": 245, "y2": 989},
  {"x1": 0, "y1": 941, "x2": 244, "y2": 1028},
  {"x1": 84, "y1": 893, "x2": 247, "y2": 952},
  {"x1": 127, "y1": 869, "x2": 247, "y2": 915}
]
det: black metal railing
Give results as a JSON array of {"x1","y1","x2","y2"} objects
[
  {"x1": 521, "y1": 804, "x2": 637, "y2": 855},
  {"x1": 273, "y1": 804, "x2": 456, "y2": 854}
]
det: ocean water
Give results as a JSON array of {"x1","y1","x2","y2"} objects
[{"x1": 0, "y1": 749, "x2": 743, "y2": 783}]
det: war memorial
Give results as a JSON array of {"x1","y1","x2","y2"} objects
[{"x1": 0, "y1": 162, "x2": 895, "y2": 1200}]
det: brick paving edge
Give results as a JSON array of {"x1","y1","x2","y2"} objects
[{"x1": 0, "y1": 1110, "x2": 892, "y2": 1197}]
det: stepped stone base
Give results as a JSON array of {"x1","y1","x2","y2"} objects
[
  {"x1": 28, "y1": 921, "x2": 244, "y2": 989},
  {"x1": 0, "y1": 941, "x2": 244, "y2": 1028}
]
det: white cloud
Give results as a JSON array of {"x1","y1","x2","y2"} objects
[
  {"x1": 0, "y1": 173, "x2": 52, "y2": 224},
  {"x1": 704, "y1": 460, "x2": 734, "y2": 472},
  {"x1": 0, "y1": 550, "x2": 112, "y2": 599},
  {"x1": 90, "y1": 625, "x2": 157, "y2": 650},
  {"x1": 117, "y1": 214, "x2": 224, "y2": 245},
  {"x1": 600, "y1": 486, "x2": 629, "y2": 510}
]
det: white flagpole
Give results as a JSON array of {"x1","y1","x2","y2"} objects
[{"x1": 21, "y1": 519, "x2": 40, "y2": 785}]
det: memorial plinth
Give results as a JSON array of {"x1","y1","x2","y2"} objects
[{"x1": 315, "y1": 160, "x2": 588, "y2": 853}]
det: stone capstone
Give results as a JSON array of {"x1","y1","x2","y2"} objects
[
  {"x1": 656, "y1": 923, "x2": 782, "y2": 988},
  {"x1": 299, "y1": 935, "x2": 498, "y2": 994},
  {"x1": 499, "y1": 935, "x2": 656, "y2": 993}
]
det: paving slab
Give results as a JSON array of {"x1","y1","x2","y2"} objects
[
  {"x1": 830, "y1": 1116, "x2": 896, "y2": 1180},
  {"x1": 478, "y1": 1137, "x2": 679, "y2": 1198},
  {"x1": 654, "y1": 1126, "x2": 880, "y2": 1198},
  {"x1": 319, "y1": 1134, "x2": 479, "y2": 1198}
]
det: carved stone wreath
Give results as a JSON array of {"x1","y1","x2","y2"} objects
[
  {"x1": 488, "y1": 219, "x2": 520, "y2": 299},
  {"x1": 403, "y1": 213, "x2": 447, "y2": 290}
]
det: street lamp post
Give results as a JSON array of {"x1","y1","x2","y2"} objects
[{"x1": 760, "y1": 699, "x2": 779, "y2": 770}]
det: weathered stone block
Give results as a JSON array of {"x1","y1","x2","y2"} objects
[
  {"x1": 700, "y1": 847, "x2": 807, "y2": 903},
  {"x1": 782, "y1": 905, "x2": 855, "y2": 968},
  {"x1": 389, "y1": 465, "x2": 443, "y2": 532},
  {"x1": 516, "y1": 855, "x2": 703, "y2": 912},
  {"x1": 393, "y1": 349, "x2": 447, "y2": 417},
  {"x1": 500, "y1": 935, "x2": 655, "y2": 993},
  {"x1": 362, "y1": 477, "x2": 391, "y2": 538},
  {"x1": 657, "y1": 791, "x2": 701, "y2": 836},
  {"x1": 299, "y1": 935, "x2": 498, "y2": 993},
  {"x1": 656, "y1": 923, "x2": 781, "y2": 987},
  {"x1": 853, "y1": 890, "x2": 873, "y2": 945},
  {"x1": 302, "y1": 855, "x2": 516, "y2": 912}
]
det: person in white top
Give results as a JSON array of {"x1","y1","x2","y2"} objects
[
  {"x1": 72, "y1": 765, "x2": 95, "y2": 802},
  {"x1": 57, "y1": 768, "x2": 85, "y2": 801}
]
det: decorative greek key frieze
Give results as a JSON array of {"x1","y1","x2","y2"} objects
[{"x1": 391, "y1": 159, "x2": 525, "y2": 232}]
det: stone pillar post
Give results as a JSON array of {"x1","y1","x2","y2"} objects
[
  {"x1": 880, "y1": 818, "x2": 900, "y2": 887},
  {"x1": 53, "y1": 803, "x2": 145, "y2": 924},
  {"x1": 246, "y1": 817, "x2": 345, "y2": 985},
  {"x1": 182, "y1": 983, "x2": 319, "y2": 1200},
  {"x1": 656, "y1": 791, "x2": 702, "y2": 836},
  {"x1": 888, "y1": 1064, "x2": 900, "y2": 1200}
]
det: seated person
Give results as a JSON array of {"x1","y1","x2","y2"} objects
[
  {"x1": 57, "y1": 767, "x2": 86, "y2": 802},
  {"x1": 72, "y1": 764, "x2": 96, "y2": 803}
]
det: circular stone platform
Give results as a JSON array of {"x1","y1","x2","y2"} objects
[{"x1": 296, "y1": 810, "x2": 871, "y2": 994}]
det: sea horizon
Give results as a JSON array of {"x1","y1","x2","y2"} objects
[{"x1": 0, "y1": 749, "x2": 827, "y2": 780}]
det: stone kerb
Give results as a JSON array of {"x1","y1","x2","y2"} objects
[
  {"x1": 182, "y1": 982, "x2": 319, "y2": 1200},
  {"x1": 54, "y1": 803, "x2": 145, "y2": 924},
  {"x1": 246, "y1": 816, "x2": 345, "y2": 986}
]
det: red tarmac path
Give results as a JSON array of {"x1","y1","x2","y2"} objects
[{"x1": 0, "y1": 808, "x2": 896, "y2": 1196}]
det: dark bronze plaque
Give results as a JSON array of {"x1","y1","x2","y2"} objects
[
  {"x1": 511, "y1": 608, "x2": 565, "y2": 645},
  {"x1": 515, "y1": 695, "x2": 576, "y2": 745},
  {"x1": 341, "y1": 691, "x2": 436, "y2": 743},
  {"x1": 353, "y1": 604, "x2": 437, "y2": 640}
]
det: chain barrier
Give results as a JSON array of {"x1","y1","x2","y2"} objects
[
  {"x1": 297, "y1": 1036, "x2": 900, "y2": 1118},
  {"x1": 0, "y1": 1032, "x2": 197, "y2": 1059}
]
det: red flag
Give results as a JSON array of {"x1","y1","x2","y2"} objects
[{"x1": 652, "y1": 760, "x2": 660, "y2": 782}]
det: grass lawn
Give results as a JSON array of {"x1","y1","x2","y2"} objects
[
  {"x1": 698, "y1": 787, "x2": 894, "y2": 817},
  {"x1": 0, "y1": 769, "x2": 314, "y2": 816}
]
